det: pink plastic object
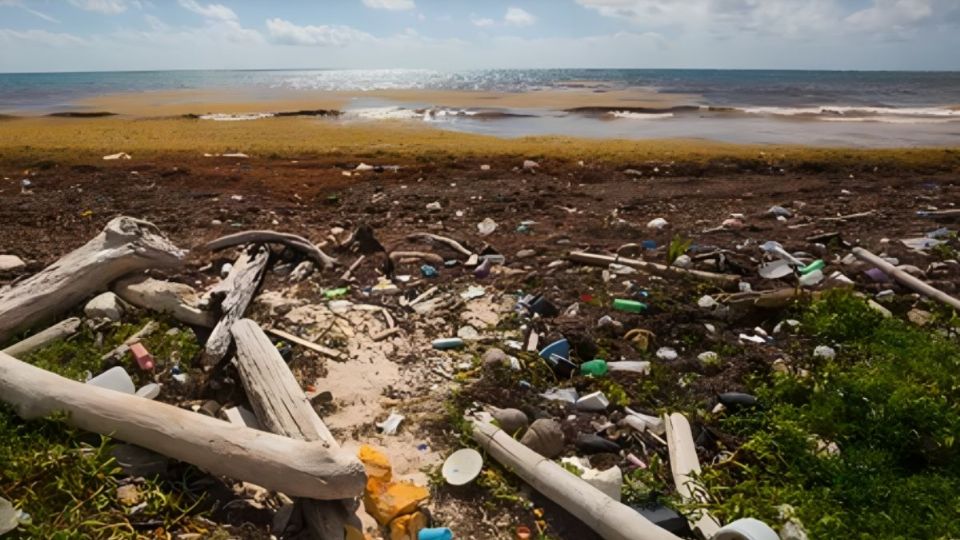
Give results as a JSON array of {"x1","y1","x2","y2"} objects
[{"x1": 129, "y1": 342, "x2": 155, "y2": 371}]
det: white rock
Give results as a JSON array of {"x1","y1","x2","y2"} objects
[
  {"x1": 522, "y1": 159, "x2": 539, "y2": 170},
  {"x1": 673, "y1": 254, "x2": 692, "y2": 268},
  {"x1": 480, "y1": 164, "x2": 491, "y2": 171},
  {"x1": 813, "y1": 345, "x2": 836, "y2": 359},
  {"x1": 84, "y1": 292, "x2": 124, "y2": 321},
  {"x1": 426, "y1": 201, "x2": 442, "y2": 211},
  {"x1": 646, "y1": 217, "x2": 669, "y2": 230},
  {"x1": 698, "y1": 351, "x2": 719, "y2": 365},
  {"x1": 0, "y1": 255, "x2": 25, "y2": 273},
  {"x1": 656, "y1": 347, "x2": 678, "y2": 361}
]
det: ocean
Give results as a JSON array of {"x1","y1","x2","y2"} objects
[{"x1": 2, "y1": 69, "x2": 959, "y2": 147}]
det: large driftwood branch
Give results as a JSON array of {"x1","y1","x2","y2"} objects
[
  {"x1": 471, "y1": 419, "x2": 681, "y2": 540},
  {"x1": 205, "y1": 231, "x2": 338, "y2": 270},
  {"x1": 0, "y1": 217, "x2": 184, "y2": 342},
  {"x1": 852, "y1": 247, "x2": 960, "y2": 311},
  {"x1": 232, "y1": 319, "x2": 361, "y2": 540},
  {"x1": 114, "y1": 276, "x2": 216, "y2": 328},
  {"x1": 201, "y1": 246, "x2": 270, "y2": 366},
  {"x1": 664, "y1": 413, "x2": 722, "y2": 538},
  {"x1": 405, "y1": 233, "x2": 473, "y2": 258},
  {"x1": 568, "y1": 251, "x2": 740, "y2": 286},
  {"x1": 1, "y1": 317, "x2": 81, "y2": 358},
  {"x1": 0, "y1": 350, "x2": 365, "y2": 500}
]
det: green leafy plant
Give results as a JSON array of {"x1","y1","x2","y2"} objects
[{"x1": 667, "y1": 235, "x2": 693, "y2": 266}]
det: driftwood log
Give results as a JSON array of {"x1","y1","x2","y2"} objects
[
  {"x1": 405, "y1": 233, "x2": 473, "y2": 258},
  {"x1": 1, "y1": 317, "x2": 81, "y2": 358},
  {"x1": 664, "y1": 413, "x2": 722, "y2": 538},
  {"x1": 0, "y1": 350, "x2": 365, "y2": 500},
  {"x1": 852, "y1": 247, "x2": 960, "y2": 311},
  {"x1": 472, "y1": 419, "x2": 681, "y2": 540},
  {"x1": 567, "y1": 251, "x2": 740, "y2": 286},
  {"x1": 232, "y1": 319, "x2": 361, "y2": 540},
  {"x1": 114, "y1": 276, "x2": 216, "y2": 328},
  {"x1": 205, "y1": 230, "x2": 337, "y2": 270},
  {"x1": 0, "y1": 217, "x2": 184, "y2": 343},
  {"x1": 201, "y1": 246, "x2": 270, "y2": 366}
]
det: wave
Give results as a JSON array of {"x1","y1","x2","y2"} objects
[
  {"x1": 819, "y1": 116, "x2": 956, "y2": 124},
  {"x1": 737, "y1": 106, "x2": 959, "y2": 118},
  {"x1": 198, "y1": 113, "x2": 274, "y2": 121},
  {"x1": 610, "y1": 111, "x2": 675, "y2": 120}
]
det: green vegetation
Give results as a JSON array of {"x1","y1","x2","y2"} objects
[
  {"x1": 0, "y1": 315, "x2": 213, "y2": 538},
  {"x1": 699, "y1": 291, "x2": 960, "y2": 539}
]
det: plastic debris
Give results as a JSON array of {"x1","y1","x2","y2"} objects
[
  {"x1": 419, "y1": 527, "x2": 453, "y2": 540},
  {"x1": 576, "y1": 391, "x2": 610, "y2": 412},
  {"x1": 477, "y1": 218, "x2": 497, "y2": 236},
  {"x1": 377, "y1": 411, "x2": 405, "y2": 435},
  {"x1": 103, "y1": 152, "x2": 132, "y2": 160},
  {"x1": 767, "y1": 205, "x2": 792, "y2": 218},
  {"x1": 432, "y1": 337, "x2": 465, "y2": 350},
  {"x1": 129, "y1": 342, "x2": 155, "y2": 371},
  {"x1": 612, "y1": 298, "x2": 648, "y2": 313},
  {"x1": 608, "y1": 361, "x2": 651, "y2": 374},
  {"x1": 580, "y1": 359, "x2": 609, "y2": 377},
  {"x1": 87, "y1": 366, "x2": 136, "y2": 394},
  {"x1": 541, "y1": 387, "x2": 579, "y2": 404},
  {"x1": 420, "y1": 264, "x2": 438, "y2": 278},
  {"x1": 441, "y1": 448, "x2": 483, "y2": 486},
  {"x1": 426, "y1": 201, "x2": 442, "y2": 211}
]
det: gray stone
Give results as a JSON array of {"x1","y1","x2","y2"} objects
[
  {"x1": 84, "y1": 292, "x2": 124, "y2": 321},
  {"x1": 490, "y1": 407, "x2": 529, "y2": 435},
  {"x1": 481, "y1": 347, "x2": 508, "y2": 367},
  {"x1": 516, "y1": 249, "x2": 537, "y2": 259},
  {"x1": 520, "y1": 418, "x2": 564, "y2": 458},
  {"x1": 0, "y1": 255, "x2": 25, "y2": 273}
]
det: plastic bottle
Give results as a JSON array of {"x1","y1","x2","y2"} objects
[{"x1": 612, "y1": 299, "x2": 648, "y2": 313}]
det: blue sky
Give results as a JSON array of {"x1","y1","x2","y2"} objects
[{"x1": 0, "y1": 0, "x2": 958, "y2": 72}]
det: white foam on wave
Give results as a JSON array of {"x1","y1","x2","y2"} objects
[
  {"x1": 198, "y1": 112, "x2": 275, "y2": 121},
  {"x1": 740, "y1": 106, "x2": 959, "y2": 118},
  {"x1": 346, "y1": 107, "x2": 423, "y2": 120},
  {"x1": 820, "y1": 116, "x2": 956, "y2": 124},
  {"x1": 610, "y1": 111, "x2": 674, "y2": 120}
]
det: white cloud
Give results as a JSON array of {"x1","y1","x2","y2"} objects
[
  {"x1": 177, "y1": 0, "x2": 237, "y2": 21},
  {"x1": 0, "y1": 0, "x2": 59, "y2": 23},
  {"x1": 266, "y1": 18, "x2": 373, "y2": 47},
  {"x1": 68, "y1": 0, "x2": 132, "y2": 15},
  {"x1": 846, "y1": 0, "x2": 933, "y2": 32},
  {"x1": 471, "y1": 16, "x2": 495, "y2": 28},
  {"x1": 0, "y1": 28, "x2": 86, "y2": 46},
  {"x1": 362, "y1": 0, "x2": 415, "y2": 11},
  {"x1": 575, "y1": 0, "x2": 955, "y2": 37},
  {"x1": 504, "y1": 7, "x2": 536, "y2": 26}
]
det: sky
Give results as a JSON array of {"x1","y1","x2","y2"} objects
[{"x1": 0, "y1": 0, "x2": 958, "y2": 72}]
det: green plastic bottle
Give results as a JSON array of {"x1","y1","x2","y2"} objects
[
  {"x1": 612, "y1": 299, "x2": 648, "y2": 313},
  {"x1": 799, "y1": 259, "x2": 825, "y2": 275},
  {"x1": 580, "y1": 359, "x2": 608, "y2": 377}
]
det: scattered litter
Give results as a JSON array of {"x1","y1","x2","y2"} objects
[
  {"x1": 767, "y1": 205, "x2": 792, "y2": 218},
  {"x1": 612, "y1": 298, "x2": 647, "y2": 313},
  {"x1": 575, "y1": 391, "x2": 610, "y2": 412},
  {"x1": 102, "y1": 152, "x2": 131, "y2": 160},
  {"x1": 86, "y1": 366, "x2": 135, "y2": 394},
  {"x1": 426, "y1": 201, "x2": 442, "y2": 211},
  {"x1": 376, "y1": 411, "x2": 405, "y2": 435},
  {"x1": 459, "y1": 286, "x2": 485, "y2": 300},
  {"x1": 697, "y1": 295, "x2": 718, "y2": 308},
  {"x1": 541, "y1": 387, "x2": 578, "y2": 404},
  {"x1": 441, "y1": 449, "x2": 483, "y2": 486},
  {"x1": 432, "y1": 337, "x2": 465, "y2": 350},
  {"x1": 477, "y1": 218, "x2": 497, "y2": 236}
]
